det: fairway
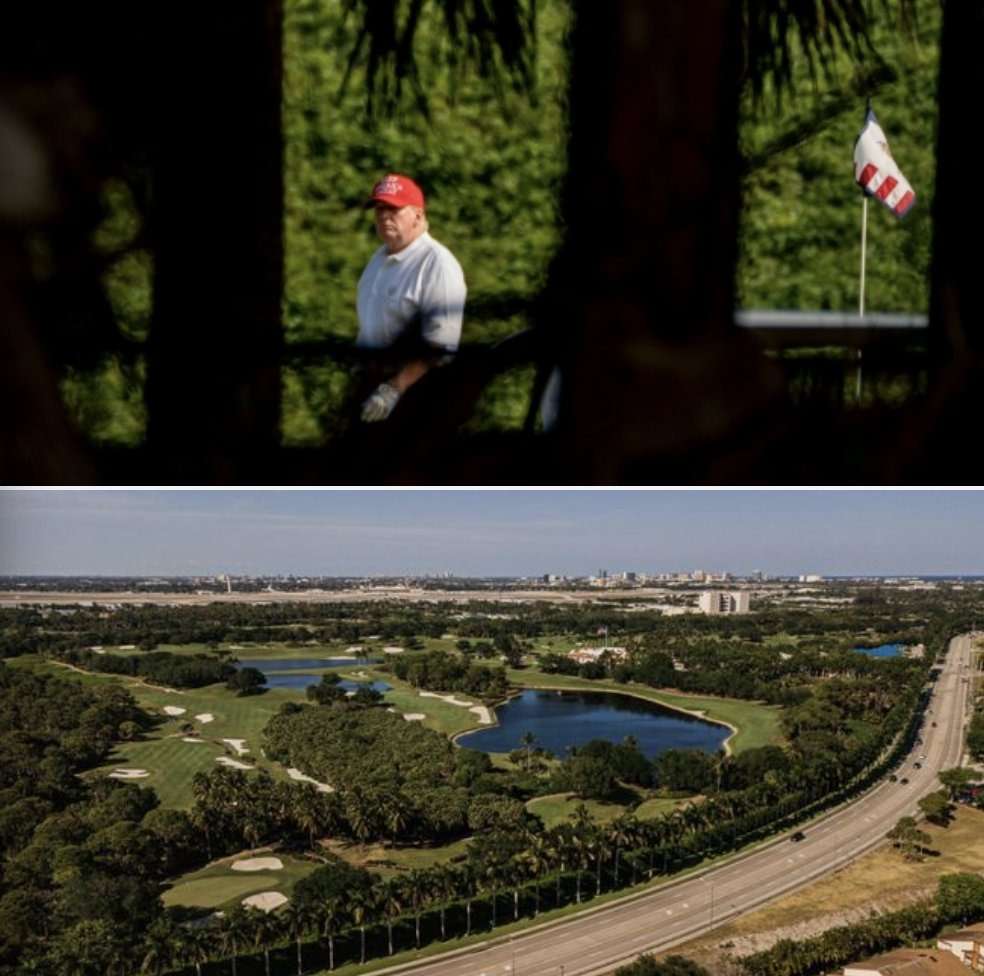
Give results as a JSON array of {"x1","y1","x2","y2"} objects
[
  {"x1": 527, "y1": 791, "x2": 684, "y2": 828},
  {"x1": 163, "y1": 852, "x2": 318, "y2": 910}
]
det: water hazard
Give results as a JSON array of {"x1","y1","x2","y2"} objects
[
  {"x1": 235, "y1": 658, "x2": 389, "y2": 693},
  {"x1": 458, "y1": 688, "x2": 729, "y2": 759}
]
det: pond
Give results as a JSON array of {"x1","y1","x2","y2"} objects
[
  {"x1": 235, "y1": 658, "x2": 390, "y2": 693},
  {"x1": 853, "y1": 643, "x2": 903, "y2": 658},
  {"x1": 457, "y1": 689, "x2": 730, "y2": 759},
  {"x1": 263, "y1": 674, "x2": 392, "y2": 693},
  {"x1": 237, "y1": 657, "x2": 378, "y2": 672}
]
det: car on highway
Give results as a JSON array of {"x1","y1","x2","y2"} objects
[
  {"x1": 914, "y1": 762, "x2": 922, "y2": 769},
  {"x1": 900, "y1": 777, "x2": 910, "y2": 784},
  {"x1": 790, "y1": 831, "x2": 806, "y2": 842}
]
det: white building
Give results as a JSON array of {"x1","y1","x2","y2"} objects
[
  {"x1": 568, "y1": 646, "x2": 628, "y2": 664},
  {"x1": 938, "y1": 927, "x2": 984, "y2": 970},
  {"x1": 698, "y1": 590, "x2": 751, "y2": 614}
]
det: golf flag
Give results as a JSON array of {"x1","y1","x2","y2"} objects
[{"x1": 854, "y1": 107, "x2": 916, "y2": 218}]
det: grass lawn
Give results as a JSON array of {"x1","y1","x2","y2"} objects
[
  {"x1": 163, "y1": 852, "x2": 319, "y2": 910},
  {"x1": 670, "y1": 806, "x2": 984, "y2": 968},
  {"x1": 527, "y1": 791, "x2": 685, "y2": 828},
  {"x1": 507, "y1": 668, "x2": 783, "y2": 754},
  {"x1": 323, "y1": 837, "x2": 473, "y2": 879}
]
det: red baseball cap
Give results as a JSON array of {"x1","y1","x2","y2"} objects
[{"x1": 366, "y1": 173, "x2": 425, "y2": 209}]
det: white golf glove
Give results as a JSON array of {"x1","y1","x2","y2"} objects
[{"x1": 360, "y1": 382, "x2": 401, "y2": 422}]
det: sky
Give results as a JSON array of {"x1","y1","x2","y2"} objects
[{"x1": 0, "y1": 489, "x2": 982, "y2": 578}]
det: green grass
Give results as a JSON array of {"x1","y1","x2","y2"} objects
[
  {"x1": 163, "y1": 852, "x2": 319, "y2": 910},
  {"x1": 507, "y1": 668, "x2": 784, "y2": 754},
  {"x1": 526, "y1": 791, "x2": 685, "y2": 829}
]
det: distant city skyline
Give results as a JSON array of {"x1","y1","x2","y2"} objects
[{"x1": 1, "y1": 489, "x2": 982, "y2": 578}]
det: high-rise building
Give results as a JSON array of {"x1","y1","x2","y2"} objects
[{"x1": 699, "y1": 590, "x2": 751, "y2": 614}]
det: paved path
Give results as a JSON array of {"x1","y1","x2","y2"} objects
[{"x1": 379, "y1": 635, "x2": 973, "y2": 976}]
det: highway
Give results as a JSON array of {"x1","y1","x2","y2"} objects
[{"x1": 380, "y1": 634, "x2": 974, "y2": 976}]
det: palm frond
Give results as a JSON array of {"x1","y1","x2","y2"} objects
[
  {"x1": 339, "y1": 0, "x2": 537, "y2": 117},
  {"x1": 740, "y1": 0, "x2": 917, "y2": 103}
]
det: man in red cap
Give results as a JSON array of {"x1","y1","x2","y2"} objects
[{"x1": 354, "y1": 173, "x2": 467, "y2": 422}]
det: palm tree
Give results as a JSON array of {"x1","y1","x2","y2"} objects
[
  {"x1": 349, "y1": 886, "x2": 378, "y2": 965},
  {"x1": 520, "y1": 731, "x2": 537, "y2": 771},
  {"x1": 279, "y1": 900, "x2": 317, "y2": 976},
  {"x1": 219, "y1": 907, "x2": 253, "y2": 976},
  {"x1": 519, "y1": 832, "x2": 552, "y2": 916},
  {"x1": 378, "y1": 876, "x2": 405, "y2": 956},
  {"x1": 404, "y1": 868, "x2": 431, "y2": 949},
  {"x1": 179, "y1": 927, "x2": 212, "y2": 976},
  {"x1": 248, "y1": 907, "x2": 280, "y2": 976},
  {"x1": 456, "y1": 862, "x2": 478, "y2": 937},
  {"x1": 607, "y1": 815, "x2": 639, "y2": 890},
  {"x1": 318, "y1": 894, "x2": 345, "y2": 972},
  {"x1": 139, "y1": 919, "x2": 175, "y2": 976},
  {"x1": 429, "y1": 863, "x2": 458, "y2": 940},
  {"x1": 293, "y1": 783, "x2": 324, "y2": 851}
]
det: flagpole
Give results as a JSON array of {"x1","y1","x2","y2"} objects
[
  {"x1": 856, "y1": 169, "x2": 869, "y2": 403},
  {"x1": 859, "y1": 195, "x2": 868, "y2": 317}
]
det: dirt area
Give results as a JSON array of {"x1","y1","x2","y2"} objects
[{"x1": 662, "y1": 807, "x2": 984, "y2": 974}]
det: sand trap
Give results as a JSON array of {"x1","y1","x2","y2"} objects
[
  {"x1": 403, "y1": 713, "x2": 426, "y2": 721},
  {"x1": 287, "y1": 768, "x2": 334, "y2": 793},
  {"x1": 182, "y1": 737, "x2": 205, "y2": 743},
  {"x1": 232, "y1": 857, "x2": 283, "y2": 872},
  {"x1": 163, "y1": 706, "x2": 187, "y2": 716},
  {"x1": 417, "y1": 691, "x2": 494, "y2": 725},
  {"x1": 195, "y1": 713, "x2": 214, "y2": 723},
  {"x1": 222, "y1": 738, "x2": 249, "y2": 755},
  {"x1": 346, "y1": 646, "x2": 364, "y2": 654},
  {"x1": 109, "y1": 768, "x2": 149, "y2": 779},
  {"x1": 383, "y1": 646, "x2": 405, "y2": 654},
  {"x1": 216, "y1": 757, "x2": 253, "y2": 770},
  {"x1": 242, "y1": 892, "x2": 287, "y2": 912},
  {"x1": 89, "y1": 645, "x2": 103, "y2": 651},
  {"x1": 118, "y1": 644, "x2": 136, "y2": 650},
  {"x1": 419, "y1": 691, "x2": 473, "y2": 707}
]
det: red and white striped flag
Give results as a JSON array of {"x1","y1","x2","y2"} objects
[{"x1": 854, "y1": 107, "x2": 916, "y2": 218}]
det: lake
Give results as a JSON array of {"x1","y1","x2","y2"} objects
[
  {"x1": 237, "y1": 657, "x2": 377, "y2": 671},
  {"x1": 854, "y1": 643, "x2": 903, "y2": 658},
  {"x1": 457, "y1": 689, "x2": 730, "y2": 759},
  {"x1": 263, "y1": 674, "x2": 392, "y2": 693},
  {"x1": 236, "y1": 658, "x2": 389, "y2": 693}
]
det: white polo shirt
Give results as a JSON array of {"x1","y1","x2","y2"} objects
[{"x1": 356, "y1": 232, "x2": 466, "y2": 353}]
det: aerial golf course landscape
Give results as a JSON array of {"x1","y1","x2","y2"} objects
[{"x1": 4, "y1": 578, "x2": 983, "y2": 976}]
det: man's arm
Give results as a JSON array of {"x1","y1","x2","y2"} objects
[{"x1": 360, "y1": 355, "x2": 440, "y2": 422}]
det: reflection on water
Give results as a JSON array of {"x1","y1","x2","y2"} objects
[
  {"x1": 237, "y1": 658, "x2": 377, "y2": 671},
  {"x1": 458, "y1": 689, "x2": 728, "y2": 759},
  {"x1": 853, "y1": 643, "x2": 902, "y2": 658}
]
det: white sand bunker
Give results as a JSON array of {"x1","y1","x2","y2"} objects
[
  {"x1": 418, "y1": 691, "x2": 493, "y2": 725},
  {"x1": 232, "y1": 857, "x2": 283, "y2": 872},
  {"x1": 216, "y1": 757, "x2": 253, "y2": 770},
  {"x1": 195, "y1": 713, "x2": 214, "y2": 723},
  {"x1": 403, "y1": 713, "x2": 426, "y2": 721},
  {"x1": 470, "y1": 705, "x2": 493, "y2": 725},
  {"x1": 222, "y1": 738, "x2": 249, "y2": 755},
  {"x1": 383, "y1": 646, "x2": 405, "y2": 654},
  {"x1": 346, "y1": 646, "x2": 364, "y2": 654},
  {"x1": 182, "y1": 737, "x2": 205, "y2": 744},
  {"x1": 242, "y1": 891, "x2": 287, "y2": 912},
  {"x1": 287, "y1": 768, "x2": 334, "y2": 793},
  {"x1": 163, "y1": 706, "x2": 187, "y2": 716},
  {"x1": 109, "y1": 768, "x2": 149, "y2": 779}
]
